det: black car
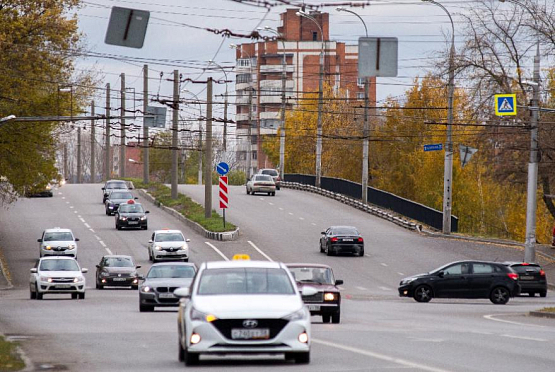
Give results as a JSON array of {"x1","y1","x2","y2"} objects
[
  {"x1": 319, "y1": 226, "x2": 364, "y2": 256},
  {"x1": 105, "y1": 190, "x2": 136, "y2": 215},
  {"x1": 398, "y1": 261, "x2": 520, "y2": 305},
  {"x1": 96, "y1": 255, "x2": 141, "y2": 290},
  {"x1": 115, "y1": 201, "x2": 149, "y2": 230},
  {"x1": 503, "y1": 262, "x2": 547, "y2": 297},
  {"x1": 102, "y1": 179, "x2": 129, "y2": 203}
]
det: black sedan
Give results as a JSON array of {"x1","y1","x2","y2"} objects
[
  {"x1": 286, "y1": 263, "x2": 343, "y2": 323},
  {"x1": 96, "y1": 255, "x2": 141, "y2": 289},
  {"x1": 102, "y1": 179, "x2": 129, "y2": 203},
  {"x1": 105, "y1": 190, "x2": 136, "y2": 215},
  {"x1": 398, "y1": 260, "x2": 521, "y2": 305},
  {"x1": 503, "y1": 262, "x2": 547, "y2": 297},
  {"x1": 115, "y1": 201, "x2": 149, "y2": 230},
  {"x1": 319, "y1": 226, "x2": 364, "y2": 256}
]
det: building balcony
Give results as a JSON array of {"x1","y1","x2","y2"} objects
[
  {"x1": 235, "y1": 96, "x2": 250, "y2": 105},
  {"x1": 259, "y1": 64, "x2": 295, "y2": 74},
  {"x1": 259, "y1": 80, "x2": 294, "y2": 89},
  {"x1": 259, "y1": 111, "x2": 281, "y2": 120},
  {"x1": 260, "y1": 95, "x2": 283, "y2": 104},
  {"x1": 236, "y1": 82, "x2": 255, "y2": 91},
  {"x1": 236, "y1": 113, "x2": 250, "y2": 122}
]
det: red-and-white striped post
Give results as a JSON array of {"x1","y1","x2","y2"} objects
[{"x1": 219, "y1": 176, "x2": 228, "y2": 227}]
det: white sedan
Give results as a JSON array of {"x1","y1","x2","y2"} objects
[
  {"x1": 30, "y1": 256, "x2": 88, "y2": 300},
  {"x1": 246, "y1": 174, "x2": 276, "y2": 196},
  {"x1": 175, "y1": 260, "x2": 315, "y2": 365}
]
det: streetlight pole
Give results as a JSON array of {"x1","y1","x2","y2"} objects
[
  {"x1": 422, "y1": 0, "x2": 455, "y2": 234},
  {"x1": 296, "y1": 10, "x2": 325, "y2": 188},
  {"x1": 499, "y1": 0, "x2": 540, "y2": 262},
  {"x1": 337, "y1": 7, "x2": 370, "y2": 203},
  {"x1": 208, "y1": 60, "x2": 229, "y2": 153}
]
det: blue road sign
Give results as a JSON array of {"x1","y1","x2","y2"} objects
[
  {"x1": 216, "y1": 162, "x2": 229, "y2": 176},
  {"x1": 494, "y1": 94, "x2": 517, "y2": 116},
  {"x1": 424, "y1": 144, "x2": 443, "y2": 152}
]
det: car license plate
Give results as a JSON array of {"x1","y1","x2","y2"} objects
[
  {"x1": 166, "y1": 251, "x2": 178, "y2": 255},
  {"x1": 520, "y1": 275, "x2": 534, "y2": 280},
  {"x1": 343, "y1": 238, "x2": 353, "y2": 242},
  {"x1": 56, "y1": 284, "x2": 71, "y2": 288},
  {"x1": 113, "y1": 278, "x2": 126, "y2": 281},
  {"x1": 231, "y1": 328, "x2": 270, "y2": 340},
  {"x1": 128, "y1": 221, "x2": 138, "y2": 225},
  {"x1": 308, "y1": 305, "x2": 321, "y2": 311},
  {"x1": 159, "y1": 293, "x2": 175, "y2": 299}
]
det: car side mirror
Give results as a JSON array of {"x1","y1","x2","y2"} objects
[
  {"x1": 186, "y1": 239, "x2": 191, "y2": 243},
  {"x1": 102, "y1": 187, "x2": 105, "y2": 190},
  {"x1": 321, "y1": 232, "x2": 326, "y2": 235},
  {"x1": 174, "y1": 287, "x2": 190, "y2": 298},
  {"x1": 138, "y1": 275, "x2": 145, "y2": 280},
  {"x1": 37, "y1": 239, "x2": 42, "y2": 242},
  {"x1": 437, "y1": 271, "x2": 444, "y2": 278},
  {"x1": 136, "y1": 265, "x2": 142, "y2": 269},
  {"x1": 335, "y1": 279, "x2": 344, "y2": 285},
  {"x1": 301, "y1": 286, "x2": 318, "y2": 297},
  {"x1": 82, "y1": 268, "x2": 88, "y2": 273},
  {"x1": 95, "y1": 265, "x2": 100, "y2": 269},
  {"x1": 75, "y1": 238, "x2": 80, "y2": 242},
  {"x1": 30, "y1": 268, "x2": 37, "y2": 273},
  {"x1": 134, "y1": 197, "x2": 138, "y2": 200},
  {"x1": 145, "y1": 211, "x2": 150, "y2": 214}
]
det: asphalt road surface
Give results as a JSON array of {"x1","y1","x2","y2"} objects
[{"x1": 0, "y1": 183, "x2": 554, "y2": 371}]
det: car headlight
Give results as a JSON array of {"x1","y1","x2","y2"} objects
[
  {"x1": 181, "y1": 244, "x2": 188, "y2": 250},
  {"x1": 401, "y1": 278, "x2": 417, "y2": 286},
  {"x1": 73, "y1": 276, "x2": 84, "y2": 283},
  {"x1": 100, "y1": 271, "x2": 110, "y2": 277},
  {"x1": 108, "y1": 205, "x2": 114, "y2": 209},
  {"x1": 44, "y1": 245, "x2": 52, "y2": 250},
  {"x1": 324, "y1": 292, "x2": 337, "y2": 301},
  {"x1": 283, "y1": 307, "x2": 308, "y2": 321},
  {"x1": 140, "y1": 286, "x2": 151, "y2": 293},
  {"x1": 190, "y1": 307, "x2": 217, "y2": 322},
  {"x1": 140, "y1": 216, "x2": 147, "y2": 220},
  {"x1": 40, "y1": 276, "x2": 53, "y2": 283},
  {"x1": 154, "y1": 246, "x2": 162, "y2": 251},
  {"x1": 119, "y1": 216, "x2": 127, "y2": 221},
  {"x1": 67, "y1": 245, "x2": 75, "y2": 250}
]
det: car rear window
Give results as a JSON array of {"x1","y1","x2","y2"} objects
[
  {"x1": 332, "y1": 227, "x2": 359, "y2": 235},
  {"x1": 261, "y1": 170, "x2": 278, "y2": 176},
  {"x1": 255, "y1": 175, "x2": 273, "y2": 182},
  {"x1": 511, "y1": 265, "x2": 541, "y2": 273},
  {"x1": 111, "y1": 192, "x2": 133, "y2": 199},
  {"x1": 107, "y1": 182, "x2": 127, "y2": 189}
]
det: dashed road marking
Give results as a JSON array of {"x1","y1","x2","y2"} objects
[
  {"x1": 269, "y1": 202, "x2": 274, "y2": 206},
  {"x1": 501, "y1": 334, "x2": 547, "y2": 342},
  {"x1": 299, "y1": 217, "x2": 305, "y2": 220},
  {"x1": 259, "y1": 198, "x2": 265, "y2": 201},
  {"x1": 288, "y1": 212, "x2": 293, "y2": 216},
  {"x1": 365, "y1": 254, "x2": 371, "y2": 257},
  {"x1": 77, "y1": 215, "x2": 82, "y2": 218},
  {"x1": 398, "y1": 272, "x2": 405, "y2": 276},
  {"x1": 311, "y1": 223, "x2": 316, "y2": 226},
  {"x1": 378, "y1": 286, "x2": 392, "y2": 291},
  {"x1": 105, "y1": 248, "x2": 113, "y2": 255},
  {"x1": 248, "y1": 241, "x2": 273, "y2": 262},
  {"x1": 99, "y1": 241, "x2": 107, "y2": 247},
  {"x1": 94, "y1": 235, "x2": 101, "y2": 241},
  {"x1": 79, "y1": 218, "x2": 85, "y2": 223},
  {"x1": 204, "y1": 242, "x2": 229, "y2": 261},
  {"x1": 355, "y1": 286, "x2": 367, "y2": 291},
  {"x1": 279, "y1": 207, "x2": 284, "y2": 211},
  {"x1": 89, "y1": 229, "x2": 95, "y2": 233},
  {"x1": 380, "y1": 263, "x2": 388, "y2": 267},
  {"x1": 84, "y1": 223, "x2": 91, "y2": 228},
  {"x1": 62, "y1": 197, "x2": 66, "y2": 199},
  {"x1": 66, "y1": 201, "x2": 69, "y2": 204}
]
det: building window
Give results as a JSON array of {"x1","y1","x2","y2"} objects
[
  {"x1": 356, "y1": 92, "x2": 365, "y2": 100},
  {"x1": 312, "y1": 31, "x2": 318, "y2": 41},
  {"x1": 357, "y1": 77, "x2": 365, "y2": 87},
  {"x1": 237, "y1": 59, "x2": 250, "y2": 67},
  {"x1": 237, "y1": 74, "x2": 252, "y2": 84},
  {"x1": 252, "y1": 150, "x2": 258, "y2": 160}
]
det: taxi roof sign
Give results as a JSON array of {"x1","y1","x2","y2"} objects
[
  {"x1": 495, "y1": 94, "x2": 517, "y2": 116},
  {"x1": 232, "y1": 254, "x2": 250, "y2": 261},
  {"x1": 127, "y1": 199, "x2": 135, "y2": 204}
]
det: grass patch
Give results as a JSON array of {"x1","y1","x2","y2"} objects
[
  {"x1": 0, "y1": 336, "x2": 25, "y2": 371},
  {"x1": 539, "y1": 307, "x2": 555, "y2": 313},
  {"x1": 125, "y1": 178, "x2": 237, "y2": 233}
]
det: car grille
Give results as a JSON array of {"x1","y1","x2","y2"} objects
[
  {"x1": 156, "y1": 286, "x2": 179, "y2": 293},
  {"x1": 51, "y1": 277, "x2": 75, "y2": 283},
  {"x1": 127, "y1": 217, "x2": 140, "y2": 222},
  {"x1": 52, "y1": 247, "x2": 68, "y2": 251},
  {"x1": 302, "y1": 292, "x2": 323, "y2": 303},
  {"x1": 162, "y1": 247, "x2": 183, "y2": 252},
  {"x1": 211, "y1": 319, "x2": 289, "y2": 340},
  {"x1": 109, "y1": 273, "x2": 131, "y2": 278}
]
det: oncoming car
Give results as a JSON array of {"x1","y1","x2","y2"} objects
[
  {"x1": 96, "y1": 255, "x2": 141, "y2": 289},
  {"x1": 102, "y1": 179, "x2": 129, "y2": 203},
  {"x1": 147, "y1": 229, "x2": 189, "y2": 262},
  {"x1": 30, "y1": 256, "x2": 87, "y2": 300},
  {"x1": 105, "y1": 190, "x2": 136, "y2": 215},
  {"x1": 37, "y1": 228, "x2": 79, "y2": 259},
  {"x1": 175, "y1": 260, "x2": 315, "y2": 366},
  {"x1": 115, "y1": 201, "x2": 149, "y2": 230}
]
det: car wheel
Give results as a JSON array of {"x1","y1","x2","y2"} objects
[
  {"x1": 326, "y1": 245, "x2": 334, "y2": 256},
  {"x1": 359, "y1": 249, "x2": 365, "y2": 257},
  {"x1": 272, "y1": 192, "x2": 276, "y2": 196},
  {"x1": 413, "y1": 285, "x2": 433, "y2": 303},
  {"x1": 277, "y1": 186, "x2": 280, "y2": 190},
  {"x1": 132, "y1": 285, "x2": 139, "y2": 290},
  {"x1": 294, "y1": 352, "x2": 310, "y2": 364},
  {"x1": 142, "y1": 225, "x2": 148, "y2": 230},
  {"x1": 140, "y1": 304, "x2": 154, "y2": 312},
  {"x1": 96, "y1": 282, "x2": 104, "y2": 290},
  {"x1": 183, "y1": 348, "x2": 200, "y2": 366},
  {"x1": 36, "y1": 289, "x2": 43, "y2": 300},
  {"x1": 319, "y1": 242, "x2": 324, "y2": 253},
  {"x1": 322, "y1": 314, "x2": 331, "y2": 323},
  {"x1": 540, "y1": 290, "x2": 547, "y2": 298},
  {"x1": 490, "y1": 286, "x2": 510, "y2": 305},
  {"x1": 246, "y1": 188, "x2": 250, "y2": 194},
  {"x1": 178, "y1": 339, "x2": 185, "y2": 362},
  {"x1": 331, "y1": 311, "x2": 341, "y2": 324},
  {"x1": 30, "y1": 288, "x2": 36, "y2": 300},
  {"x1": 148, "y1": 251, "x2": 153, "y2": 262},
  {"x1": 79, "y1": 293, "x2": 85, "y2": 300},
  {"x1": 71, "y1": 293, "x2": 78, "y2": 300},
  {"x1": 105, "y1": 209, "x2": 110, "y2": 215}
]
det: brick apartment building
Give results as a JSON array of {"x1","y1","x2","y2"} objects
[{"x1": 233, "y1": 8, "x2": 377, "y2": 174}]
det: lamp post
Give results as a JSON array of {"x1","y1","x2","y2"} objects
[
  {"x1": 183, "y1": 89, "x2": 204, "y2": 185},
  {"x1": 336, "y1": 7, "x2": 371, "y2": 204},
  {"x1": 262, "y1": 26, "x2": 288, "y2": 182},
  {"x1": 421, "y1": 0, "x2": 456, "y2": 234},
  {"x1": 230, "y1": 43, "x2": 255, "y2": 181},
  {"x1": 208, "y1": 60, "x2": 229, "y2": 153},
  {"x1": 296, "y1": 10, "x2": 325, "y2": 188},
  {"x1": 499, "y1": 0, "x2": 540, "y2": 262}
]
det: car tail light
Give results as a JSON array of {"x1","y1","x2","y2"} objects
[
  {"x1": 358, "y1": 237, "x2": 363, "y2": 242},
  {"x1": 331, "y1": 237, "x2": 338, "y2": 242},
  {"x1": 507, "y1": 273, "x2": 518, "y2": 280},
  {"x1": 521, "y1": 262, "x2": 529, "y2": 266},
  {"x1": 540, "y1": 269, "x2": 545, "y2": 276}
]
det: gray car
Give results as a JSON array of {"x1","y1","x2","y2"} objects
[
  {"x1": 246, "y1": 174, "x2": 276, "y2": 196},
  {"x1": 105, "y1": 191, "x2": 136, "y2": 215},
  {"x1": 139, "y1": 262, "x2": 197, "y2": 312}
]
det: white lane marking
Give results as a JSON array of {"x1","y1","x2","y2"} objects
[
  {"x1": 311, "y1": 223, "x2": 316, "y2": 226},
  {"x1": 105, "y1": 248, "x2": 113, "y2": 255},
  {"x1": 288, "y1": 212, "x2": 293, "y2": 216},
  {"x1": 94, "y1": 235, "x2": 101, "y2": 241},
  {"x1": 501, "y1": 334, "x2": 547, "y2": 342},
  {"x1": 408, "y1": 337, "x2": 444, "y2": 343},
  {"x1": 312, "y1": 339, "x2": 453, "y2": 372},
  {"x1": 380, "y1": 263, "x2": 388, "y2": 267},
  {"x1": 89, "y1": 229, "x2": 95, "y2": 233},
  {"x1": 74, "y1": 211, "x2": 77, "y2": 214},
  {"x1": 470, "y1": 331, "x2": 493, "y2": 335},
  {"x1": 204, "y1": 242, "x2": 229, "y2": 261},
  {"x1": 279, "y1": 207, "x2": 284, "y2": 211},
  {"x1": 65, "y1": 201, "x2": 69, "y2": 204},
  {"x1": 269, "y1": 202, "x2": 274, "y2": 206},
  {"x1": 484, "y1": 314, "x2": 547, "y2": 328},
  {"x1": 248, "y1": 241, "x2": 274, "y2": 262},
  {"x1": 355, "y1": 286, "x2": 367, "y2": 291},
  {"x1": 84, "y1": 223, "x2": 91, "y2": 228},
  {"x1": 79, "y1": 218, "x2": 85, "y2": 223},
  {"x1": 378, "y1": 286, "x2": 392, "y2": 291},
  {"x1": 99, "y1": 241, "x2": 107, "y2": 247},
  {"x1": 398, "y1": 272, "x2": 405, "y2": 276},
  {"x1": 77, "y1": 215, "x2": 82, "y2": 218},
  {"x1": 299, "y1": 217, "x2": 305, "y2": 220},
  {"x1": 62, "y1": 197, "x2": 66, "y2": 199},
  {"x1": 365, "y1": 254, "x2": 371, "y2": 257},
  {"x1": 259, "y1": 198, "x2": 265, "y2": 201}
]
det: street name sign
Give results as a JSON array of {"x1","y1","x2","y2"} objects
[
  {"x1": 424, "y1": 144, "x2": 443, "y2": 152},
  {"x1": 494, "y1": 94, "x2": 517, "y2": 116}
]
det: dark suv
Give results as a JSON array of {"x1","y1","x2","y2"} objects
[
  {"x1": 398, "y1": 260, "x2": 521, "y2": 305},
  {"x1": 503, "y1": 262, "x2": 547, "y2": 297}
]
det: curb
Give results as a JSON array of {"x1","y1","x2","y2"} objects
[
  {"x1": 137, "y1": 189, "x2": 239, "y2": 241},
  {"x1": 281, "y1": 182, "x2": 419, "y2": 231},
  {"x1": 529, "y1": 311, "x2": 555, "y2": 319}
]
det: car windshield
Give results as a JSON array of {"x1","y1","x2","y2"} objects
[
  {"x1": 197, "y1": 268, "x2": 295, "y2": 295},
  {"x1": 43, "y1": 232, "x2": 73, "y2": 241},
  {"x1": 110, "y1": 192, "x2": 133, "y2": 200},
  {"x1": 289, "y1": 267, "x2": 335, "y2": 285},
  {"x1": 106, "y1": 182, "x2": 127, "y2": 189},
  {"x1": 40, "y1": 259, "x2": 80, "y2": 271},
  {"x1": 332, "y1": 227, "x2": 358, "y2": 235},
  {"x1": 255, "y1": 175, "x2": 273, "y2": 182},
  {"x1": 147, "y1": 265, "x2": 196, "y2": 279},
  {"x1": 155, "y1": 233, "x2": 184, "y2": 242},
  {"x1": 118, "y1": 204, "x2": 144, "y2": 213},
  {"x1": 103, "y1": 257, "x2": 134, "y2": 267},
  {"x1": 261, "y1": 169, "x2": 278, "y2": 176}
]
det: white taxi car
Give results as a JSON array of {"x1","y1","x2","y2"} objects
[
  {"x1": 37, "y1": 227, "x2": 79, "y2": 258},
  {"x1": 175, "y1": 260, "x2": 315, "y2": 365},
  {"x1": 30, "y1": 256, "x2": 88, "y2": 300},
  {"x1": 148, "y1": 229, "x2": 190, "y2": 262}
]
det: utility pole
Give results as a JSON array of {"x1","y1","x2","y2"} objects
[
  {"x1": 143, "y1": 65, "x2": 149, "y2": 184},
  {"x1": 279, "y1": 40, "x2": 287, "y2": 181},
  {"x1": 246, "y1": 87, "x2": 253, "y2": 181},
  {"x1": 90, "y1": 101, "x2": 95, "y2": 183},
  {"x1": 105, "y1": 83, "x2": 111, "y2": 181},
  {"x1": 63, "y1": 144, "x2": 68, "y2": 181},
  {"x1": 198, "y1": 122, "x2": 203, "y2": 185},
  {"x1": 223, "y1": 90, "x2": 228, "y2": 152},
  {"x1": 205, "y1": 78, "x2": 213, "y2": 218},
  {"x1": 315, "y1": 52, "x2": 324, "y2": 188},
  {"x1": 171, "y1": 70, "x2": 179, "y2": 199},
  {"x1": 73, "y1": 88, "x2": 82, "y2": 184},
  {"x1": 361, "y1": 78, "x2": 369, "y2": 203},
  {"x1": 120, "y1": 73, "x2": 126, "y2": 178}
]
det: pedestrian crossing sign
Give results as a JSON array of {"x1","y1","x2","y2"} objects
[{"x1": 494, "y1": 94, "x2": 517, "y2": 116}]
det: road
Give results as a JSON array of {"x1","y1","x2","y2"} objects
[{"x1": 0, "y1": 183, "x2": 553, "y2": 371}]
